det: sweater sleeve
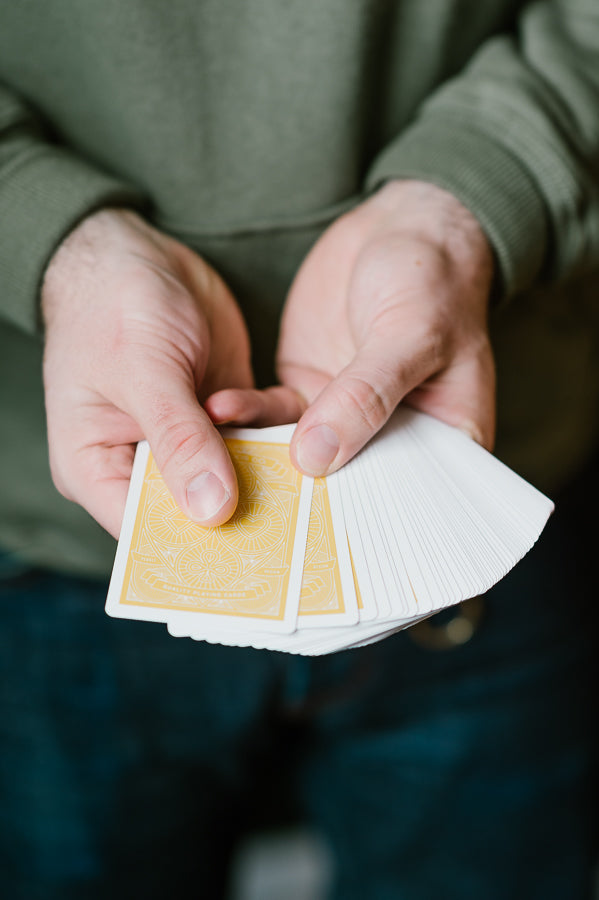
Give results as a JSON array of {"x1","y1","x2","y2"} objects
[
  {"x1": 365, "y1": 0, "x2": 599, "y2": 301},
  {"x1": 0, "y1": 82, "x2": 147, "y2": 336}
]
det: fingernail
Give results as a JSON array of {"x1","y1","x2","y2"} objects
[
  {"x1": 296, "y1": 424, "x2": 339, "y2": 475},
  {"x1": 187, "y1": 472, "x2": 230, "y2": 522},
  {"x1": 458, "y1": 420, "x2": 484, "y2": 445}
]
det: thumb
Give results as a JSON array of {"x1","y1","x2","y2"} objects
[
  {"x1": 289, "y1": 332, "x2": 494, "y2": 476},
  {"x1": 133, "y1": 371, "x2": 239, "y2": 526},
  {"x1": 289, "y1": 331, "x2": 430, "y2": 475}
]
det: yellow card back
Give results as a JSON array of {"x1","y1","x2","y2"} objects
[
  {"x1": 111, "y1": 436, "x2": 311, "y2": 628},
  {"x1": 298, "y1": 477, "x2": 346, "y2": 617}
]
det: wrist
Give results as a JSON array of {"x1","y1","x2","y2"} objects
[{"x1": 41, "y1": 208, "x2": 158, "y2": 326}]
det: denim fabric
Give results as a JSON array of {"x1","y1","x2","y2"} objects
[{"x1": 0, "y1": 469, "x2": 597, "y2": 899}]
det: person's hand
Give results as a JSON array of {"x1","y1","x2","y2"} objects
[
  {"x1": 206, "y1": 180, "x2": 495, "y2": 475},
  {"x1": 42, "y1": 209, "x2": 253, "y2": 537}
]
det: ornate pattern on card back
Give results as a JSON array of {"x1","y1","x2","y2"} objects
[
  {"x1": 298, "y1": 477, "x2": 346, "y2": 616},
  {"x1": 120, "y1": 439, "x2": 304, "y2": 621}
]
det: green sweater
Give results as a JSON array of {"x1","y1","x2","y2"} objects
[{"x1": 1, "y1": 0, "x2": 599, "y2": 577}]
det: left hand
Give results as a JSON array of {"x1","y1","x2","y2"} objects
[
  {"x1": 206, "y1": 180, "x2": 495, "y2": 476},
  {"x1": 42, "y1": 209, "x2": 253, "y2": 537}
]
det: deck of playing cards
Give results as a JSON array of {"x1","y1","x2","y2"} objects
[{"x1": 106, "y1": 408, "x2": 554, "y2": 655}]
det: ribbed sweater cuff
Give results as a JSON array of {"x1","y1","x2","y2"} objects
[
  {"x1": 365, "y1": 118, "x2": 549, "y2": 302},
  {"x1": 0, "y1": 145, "x2": 147, "y2": 336}
]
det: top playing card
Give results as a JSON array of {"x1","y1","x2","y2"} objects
[{"x1": 106, "y1": 426, "x2": 313, "y2": 634}]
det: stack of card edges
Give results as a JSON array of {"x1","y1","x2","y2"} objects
[{"x1": 106, "y1": 408, "x2": 554, "y2": 655}]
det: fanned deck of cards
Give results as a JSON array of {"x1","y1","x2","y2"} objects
[{"x1": 106, "y1": 408, "x2": 554, "y2": 655}]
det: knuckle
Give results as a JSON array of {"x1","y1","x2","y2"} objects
[
  {"x1": 337, "y1": 372, "x2": 394, "y2": 433},
  {"x1": 151, "y1": 415, "x2": 212, "y2": 474}
]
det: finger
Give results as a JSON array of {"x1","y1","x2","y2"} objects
[
  {"x1": 405, "y1": 346, "x2": 496, "y2": 451},
  {"x1": 131, "y1": 371, "x2": 240, "y2": 526},
  {"x1": 47, "y1": 435, "x2": 137, "y2": 539},
  {"x1": 73, "y1": 445, "x2": 136, "y2": 539},
  {"x1": 289, "y1": 329, "x2": 443, "y2": 476},
  {"x1": 205, "y1": 386, "x2": 306, "y2": 427},
  {"x1": 45, "y1": 396, "x2": 146, "y2": 537},
  {"x1": 92, "y1": 477, "x2": 132, "y2": 539}
]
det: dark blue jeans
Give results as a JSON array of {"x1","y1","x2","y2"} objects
[{"x1": 1, "y1": 470, "x2": 597, "y2": 899}]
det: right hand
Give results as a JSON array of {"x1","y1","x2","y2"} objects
[
  {"x1": 205, "y1": 181, "x2": 495, "y2": 476},
  {"x1": 42, "y1": 209, "x2": 253, "y2": 538}
]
